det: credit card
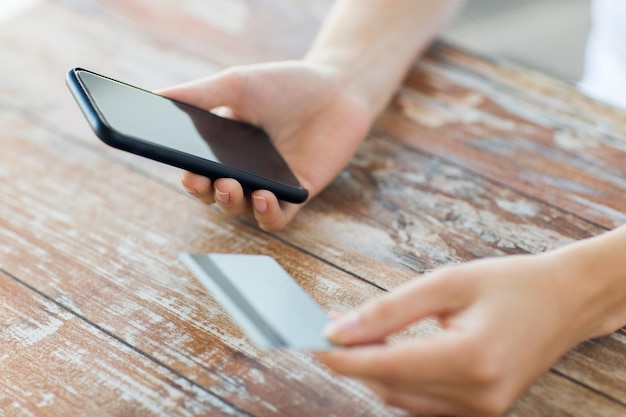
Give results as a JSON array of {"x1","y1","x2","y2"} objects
[{"x1": 181, "y1": 253, "x2": 334, "y2": 350}]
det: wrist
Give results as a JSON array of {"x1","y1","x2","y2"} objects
[
  {"x1": 303, "y1": 51, "x2": 392, "y2": 123},
  {"x1": 547, "y1": 226, "x2": 626, "y2": 343},
  {"x1": 304, "y1": 0, "x2": 462, "y2": 121}
]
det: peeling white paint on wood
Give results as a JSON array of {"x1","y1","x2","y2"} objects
[{"x1": 0, "y1": 0, "x2": 625, "y2": 415}]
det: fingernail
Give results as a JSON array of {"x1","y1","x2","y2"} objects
[
  {"x1": 253, "y1": 195, "x2": 268, "y2": 213},
  {"x1": 323, "y1": 312, "x2": 360, "y2": 343},
  {"x1": 184, "y1": 186, "x2": 199, "y2": 195},
  {"x1": 215, "y1": 189, "x2": 230, "y2": 204}
]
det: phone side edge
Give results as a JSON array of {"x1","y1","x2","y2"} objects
[
  {"x1": 179, "y1": 253, "x2": 287, "y2": 349},
  {"x1": 65, "y1": 68, "x2": 119, "y2": 146}
]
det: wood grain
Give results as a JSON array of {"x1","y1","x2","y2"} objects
[
  {"x1": 0, "y1": 271, "x2": 244, "y2": 417},
  {"x1": 0, "y1": 0, "x2": 611, "y2": 288},
  {"x1": 0, "y1": 101, "x2": 622, "y2": 416},
  {"x1": 516, "y1": 371, "x2": 626, "y2": 416},
  {"x1": 0, "y1": 0, "x2": 625, "y2": 415},
  {"x1": 377, "y1": 43, "x2": 626, "y2": 229},
  {"x1": 558, "y1": 329, "x2": 626, "y2": 402},
  {"x1": 282, "y1": 132, "x2": 603, "y2": 286},
  {"x1": 77, "y1": 0, "x2": 331, "y2": 64},
  {"x1": 0, "y1": 0, "x2": 219, "y2": 184},
  {"x1": 0, "y1": 111, "x2": 407, "y2": 417},
  {"x1": 0, "y1": 103, "x2": 620, "y2": 415}
]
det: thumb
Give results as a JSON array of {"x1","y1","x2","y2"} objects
[
  {"x1": 323, "y1": 268, "x2": 471, "y2": 345},
  {"x1": 156, "y1": 69, "x2": 244, "y2": 111}
]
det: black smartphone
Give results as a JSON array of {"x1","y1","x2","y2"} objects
[{"x1": 66, "y1": 68, "x2": 308, "y2": 204}]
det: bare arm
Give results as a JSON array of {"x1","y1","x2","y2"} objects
[
  {"x1": 558, "y1": 224, "x2": 626, "y2": 340},
  {"x1": 307, "y1": 0, "x2": 463, "y2": 120},
  {"x1": 167, "y1": 0, "x2": 462, "y2": 231}
]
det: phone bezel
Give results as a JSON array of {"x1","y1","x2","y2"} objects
[{"x1": 66, "y1": 67, "x2": 308, "y2": 204}]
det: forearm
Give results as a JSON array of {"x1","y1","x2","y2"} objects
[
  {"x1": 552, "y1": 224, "x2": 626, "y2": 343},
  {"x1": 305, "y1": 0, "x2": 462, "y2": 120}
]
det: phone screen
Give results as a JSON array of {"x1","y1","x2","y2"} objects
[{"x1": 75, "y1": 70, "x2": 302, "y2": 188}]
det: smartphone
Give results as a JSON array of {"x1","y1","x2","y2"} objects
[
  {"x1": 66, "y1": 68, "x2": 308, "y2": 204},
  {"x1": 180, "y1": 253, "x2": 334, "y2": 350}
]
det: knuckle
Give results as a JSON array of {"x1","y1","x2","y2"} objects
[
  {"x1": 467, "y1": 358, "x2": 501, "y2": 387},
  {"x1": 471, "y1": 389, "x2": 515, "y2": 417},
  {"x1": 222, "y1": 66, "x2": 243, "y2": 82},
  {"x1": 459, "y1": 339, "x2": 503, "y2": 387},
  {"x1": 459, "y1": 342, "x2": 515, "y2": 416},
  {"x1": 432, "y1": 264, "x2": 469, "y2": 292},
  {"x1": 361, "y1": 298, "x2": 396, "y2": 327},
  {"x1": 222, "y1": 66, "x2": 248, "y2": 92}
]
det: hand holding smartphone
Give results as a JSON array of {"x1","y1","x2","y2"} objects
[{"x1": 66, "y1": 68, "x2": 308, "y2": 203}]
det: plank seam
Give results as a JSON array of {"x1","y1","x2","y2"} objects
[
  {"x1": 0, "y1": 268, "x2": 256, "y2": 417},
  {"x1": 373, "y1": 128, "x2": 614, "y2": 233},
  {"x1": 552, "y1": 368, "x2": 626, "y2": 408}
]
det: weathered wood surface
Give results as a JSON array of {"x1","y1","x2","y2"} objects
[
  {"x1": 0, "y1": 0, "x2": 625, "y2": 415},
  {"x1": 0, "y1": 271, "x2": 245, "y2": 417},
  {"x1": 378, "y1": 44, "x2": 626, "y2": 230},
  {"x1": 1, "y1": 108, "x2": 624, "y2": 417},
  {"x1": 0, "y1": 112, "x2": 402, "y2": 417}
]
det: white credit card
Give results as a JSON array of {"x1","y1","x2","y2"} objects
[{"x1": 181, "y1": 253, "x2": 334, "y2": 350}]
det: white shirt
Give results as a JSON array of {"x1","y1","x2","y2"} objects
[{"x1": 579, "y1": 0, "x2": 626, "y2": 109}]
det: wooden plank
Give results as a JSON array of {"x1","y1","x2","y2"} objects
[
  {"x1": 3, "y1": 0, "x2": 620, "y2": 412},
  {"x1": 279, "y1": 135, "x2": 626, "y2": 405},
  {"x1": 6, "y1": 0, "x2": 623, "y2": 233},
  {"x1": 281, "y1": 132, "x2": 603, "y2": 286},
  {"x1": 46, "y1": 0, "x2": 626, "y2": 232},
  {"x1": 0, "y1": 112, "x2": 409, "y2": 416},
  {"x1": 0, "y1": 1, "x2": 216, "y2": 104},
  {"x1": 0, "y1": 0, "x2": 219, "y2": 183},
  {"x1": 558, "y1": 329, "x2": 626, "y2": 402},
  {"x1": 3, "y1": 0, "x2": 624, "y2": 404},
  {"x1": 1, "y1": 107, "x2": 625, "y2": 415},
  {"x1": 0, "y1": 271, "x2": 245, "y2": 417},
  {"x1": 66, "y1": 0, "x2": 331, "y2": 64},
  {"x1": 515, "y1": 372, "x2": 626, "y2": 417},
  {"x1": 0, "y1": 1, "x2": 608, "y2": 287},
  {"x1": 0, "y1": 2, "x2": 620, "y2": 276},
  {"x1": 376, "y1": 43, "x2": 626, "y2": 229}
]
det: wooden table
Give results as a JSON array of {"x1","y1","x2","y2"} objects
[{"x1": 1, "y1": 1, "x2": 625, "y2": 415}]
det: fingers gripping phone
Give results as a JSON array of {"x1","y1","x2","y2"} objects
[{"x1": 66, "y1": 68, "x2": 308, "y2": 204}]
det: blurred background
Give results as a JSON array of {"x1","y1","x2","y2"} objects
[
  {"x1": 1, "y1": 0, "x2": 591, "y2": 83},
  {"x1": 446, "y1": 0, "x2": 591, "y2": 82}
]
